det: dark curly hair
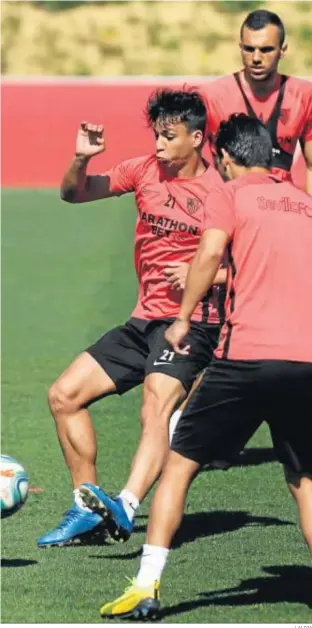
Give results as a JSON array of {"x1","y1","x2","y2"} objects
[
  {"x1": 216, "y1": 113, "x2": 272, "y2": 168},
  {"x1": 145, "y1": 88, "x2": 207, "y2": 137}
]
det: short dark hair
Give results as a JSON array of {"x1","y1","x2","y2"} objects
[
  {"x1": 216, "y1": 113, "x2": 272, "y2": 168},
  {"x1": 145, "y1": 88, "x2": 207, "y2": 137},
  {"x1": 241, "y1": 9, "x2": 285, "y2": 46}
]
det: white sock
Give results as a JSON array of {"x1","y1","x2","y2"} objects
[
  {"x1": 136, "y1": 544, "x2": 169, "y2": 587},
  {"x1": 73, "y1": 488, "x2": 92, "y2": 513},
  {"x1": 118, "y1": 489, "x2": 139, "y2": 522},
  {"x1": 169, "y1": 409, "x2": 182, "y2": 444}
]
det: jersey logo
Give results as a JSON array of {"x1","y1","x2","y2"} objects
[
  {"x1": 187, "y1": 197, "x2": 202, "y2": 216},
  {"x1": 279, "y1": 108, "x2": 290, "y2": 125},
  {"x1": 153, "y1": 360, "x2": 174, "y2": 366}
]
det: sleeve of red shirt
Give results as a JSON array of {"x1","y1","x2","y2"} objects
[
  {"x1": 301, "y1": 84, "x2": 312, "y2": 143},
  {"x1": 203, "y1": 185, "x2": 235, "y2": 239},
  {"x1": 103, "y1": 155, "x2": 147, "y2": 195}
]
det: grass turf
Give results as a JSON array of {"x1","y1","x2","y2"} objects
[{"x1": 1, "y1": 189, "x2": 311, "y2": 623}]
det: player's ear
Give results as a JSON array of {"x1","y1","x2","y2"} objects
[
  {"x1": 193, "y1": 130, "x2": 203, "y2": 149},
  {"x1": 280, "y1": 42, "x2": 287, "y2": 59},
  {"x1": 221, "y1": 148, "x2": 231, "y2": 164},
  {"x1": 217, "y1": 149, "x2": 231, "y2": 181}
]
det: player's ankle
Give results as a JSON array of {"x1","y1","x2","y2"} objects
[
  {"x1": 135, "y1": 544, "x2": 169, "y2": 587},
  {"x1": 118, "y1": 488, "x2": 140, "y2": 521}
]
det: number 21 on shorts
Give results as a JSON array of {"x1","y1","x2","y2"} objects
[{"x1": 153, "y1": 349, "x2": 175, "y2": 366}]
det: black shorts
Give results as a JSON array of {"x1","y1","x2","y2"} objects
[
  {"x1": 86, "y1": 317, "x2": 219, "y2": 395},
  {"x1": 171, "y1": 357, "x2": 312, "y2": 475}
]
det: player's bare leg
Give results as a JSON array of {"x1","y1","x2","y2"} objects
[
  {"x1": 284, "y1": 466, "x2": 312, "y2": 555},
  {"x1": 37, "y1": 352, "x2": 116, "y2": 547},
  {"x1": 99, "y1": 452, "x2": 198, "y2": 619},
  {"x1": 79, "y1": 373, "x2": 186, "y2": 542},
  {"x1": 125, "y1": 373, "x2": 186, "y2": 500},
  {"x1": 100, "y1": 451, "x2": 199, "y2": 620},
  {"x1": 48, "y1": 352, "x2": 116, "y2": 488},
  {"x1": 145, "y1": 450, "x2": 199, "y2": 547}
]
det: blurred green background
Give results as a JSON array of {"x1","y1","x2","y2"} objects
[{"x1": 2, "y1": 0, "x2": 312, "y2": 76}]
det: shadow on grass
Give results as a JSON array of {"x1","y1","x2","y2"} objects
[
  {"x1": 89, "y1": 548, "x2": 142, "y2": 560},
  {"x1": 161, "y1": 565, "x2": 312, "y2": 619},
  {"x1": 172, "y1": 510, "x2": 293, "y2": 548},
  {"x1": 134, "y1": 510, "x2": 293, "y2": 548},
  {"x1": 93, "y1": 510, "x2": 293, "y2": 560},
  {"x1": 1, "y1": 558, "x2": 38, "y2": 567}
]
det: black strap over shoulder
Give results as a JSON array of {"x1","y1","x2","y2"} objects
[{"x1": 233, "y1": 73, "x2": 293, "y2": 171}]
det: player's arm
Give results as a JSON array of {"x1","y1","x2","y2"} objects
[
  {"x1": 300, "y1": 88, "x2": 312, "y2": 196},
  {"x1": 165, "y1": 185, "x2": 234, "y2": 353},
  {"x1": 61, "y1": 122, "x2": 110, "y2": 203},
  {"x1": 302, "y1": 140, "x2": 312, "y2": 196},
  {"x1": 61, "y1": 156, "x2": 115, "y2": 203},
  {"x1": 214, "y1": 267, "x2": 227, "y2": 284},
  {"x1": 164, "y1": 261, "x2": 226, "y2": 290},
  {"x1": 178, "y1": 229, "x2": 228, "y2": 321},
  {"x1": 165, "y1": 229, "x2": 228, "y2": 353},
  {"x1": 61, "y1": 122, "x2": 136, "y2": 203}
]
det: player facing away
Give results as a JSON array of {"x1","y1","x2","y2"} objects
[
  {"x1": 96, "y1": 114, "x2": 312, "y2": 621},
  {"x1": 37, "y1": 89, "x2": 226, "y2": 548},
  {"x1": 169, "y1": 7, "x2": 312, "y2": 453}
]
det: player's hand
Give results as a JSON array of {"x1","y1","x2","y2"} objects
[
  {"x1": 164, "y1": 262, "x2": 189, "y2": 290},
  {"x1": 165, "y1": 319, "x2": 191, "y2": 355},
  {"x1": 75, "y1": 121, "x2": 105, "y2": 157}
]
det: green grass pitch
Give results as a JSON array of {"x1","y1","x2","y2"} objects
[{"x1": 2, "y1": 189, "x2": 311, "y2": 623}]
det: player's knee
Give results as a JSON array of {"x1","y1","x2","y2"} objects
[
  {"x1": 160, "y1": 451, "x2": 198, "y2": 488},
  {"x1": 48, "y1": 379, "x2": 79, "y2": 418},
  {"x1": 284, "y1": 465, "x2": 312, "y2": 488},
  {"x1": 284, "y1": 466, "x2": 312, "y2": 505}
]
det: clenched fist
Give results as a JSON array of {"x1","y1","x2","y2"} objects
[{"x1": 75, "y1": 121, "x2": 105, "y2": 158}]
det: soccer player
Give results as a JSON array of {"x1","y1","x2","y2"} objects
[
  {"x1": 37, "y1": 89, "x2": 225, "y2": 548},
  {"x1": 207, "y1": 9, "x2": 312, "y2": 193},
  {"x1": 169, "y1": 7, "x2": 312, "y2": 452},
  {"x1": 97, "y1": 114, "x2": 312, "y2": 620}
]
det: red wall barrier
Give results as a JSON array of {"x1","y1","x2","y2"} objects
[{"x1": 1, "y1": 79, "x2": 307, "y2": 188}]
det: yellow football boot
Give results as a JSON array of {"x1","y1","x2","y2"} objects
[{"x1": 100, "y1": 578, "x2": 160, "y2": 621}]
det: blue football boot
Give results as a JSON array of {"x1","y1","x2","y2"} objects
[
  {"x1": 37, "y1": 503, "x2": 104, "y2": 548},
  {"x1": 79, "y1": 483, "x2": 134, "y2": 543}
]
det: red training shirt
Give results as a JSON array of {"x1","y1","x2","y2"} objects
[
  {"x1": 204, "y1": 172, "x2": 312, "y2": 362},
  {"x1": 205, "y1": 73, "x2": 312, "y2": 181},
  {"x1": 104, "y1": 154, "x2": 223, "y2": 323}
]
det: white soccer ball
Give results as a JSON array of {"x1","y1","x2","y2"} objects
[{"x1": 0, "y1": 455, "x2": 29, "y2": 518}]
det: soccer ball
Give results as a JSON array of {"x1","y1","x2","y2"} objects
[{"x1": 0, "y1": 455, "x2": 29, "y2": 518}]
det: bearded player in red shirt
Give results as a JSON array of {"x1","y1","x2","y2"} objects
[
  {"x1": 37, "y1": 89, "x2": 226, "y2": 548},
  {"x1": 169, "y1": 8, "x2": 312, "y2": 457}
]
